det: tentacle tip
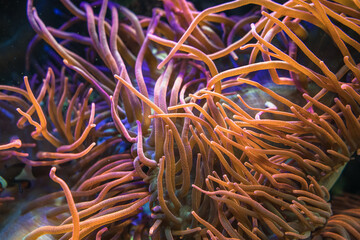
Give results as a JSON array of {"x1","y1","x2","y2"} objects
[
  {"x1": 157, "y1": 62, "x2": 165, "y2": 70},
  {"x1": 49, "y1": 167, "x2": 56, "y2": 177}
]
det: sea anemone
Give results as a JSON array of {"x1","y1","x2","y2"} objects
[{"x1": 0, "y1": 0, "x2": 360, "y2": 239}]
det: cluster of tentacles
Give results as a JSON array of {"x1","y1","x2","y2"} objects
[{"x1": 1, "y1": 0, "x2": 360, "y2": 239}]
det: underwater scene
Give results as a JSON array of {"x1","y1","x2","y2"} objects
[{"x1": 0, "y1": 0, "x2": 360, "y2": 239}]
